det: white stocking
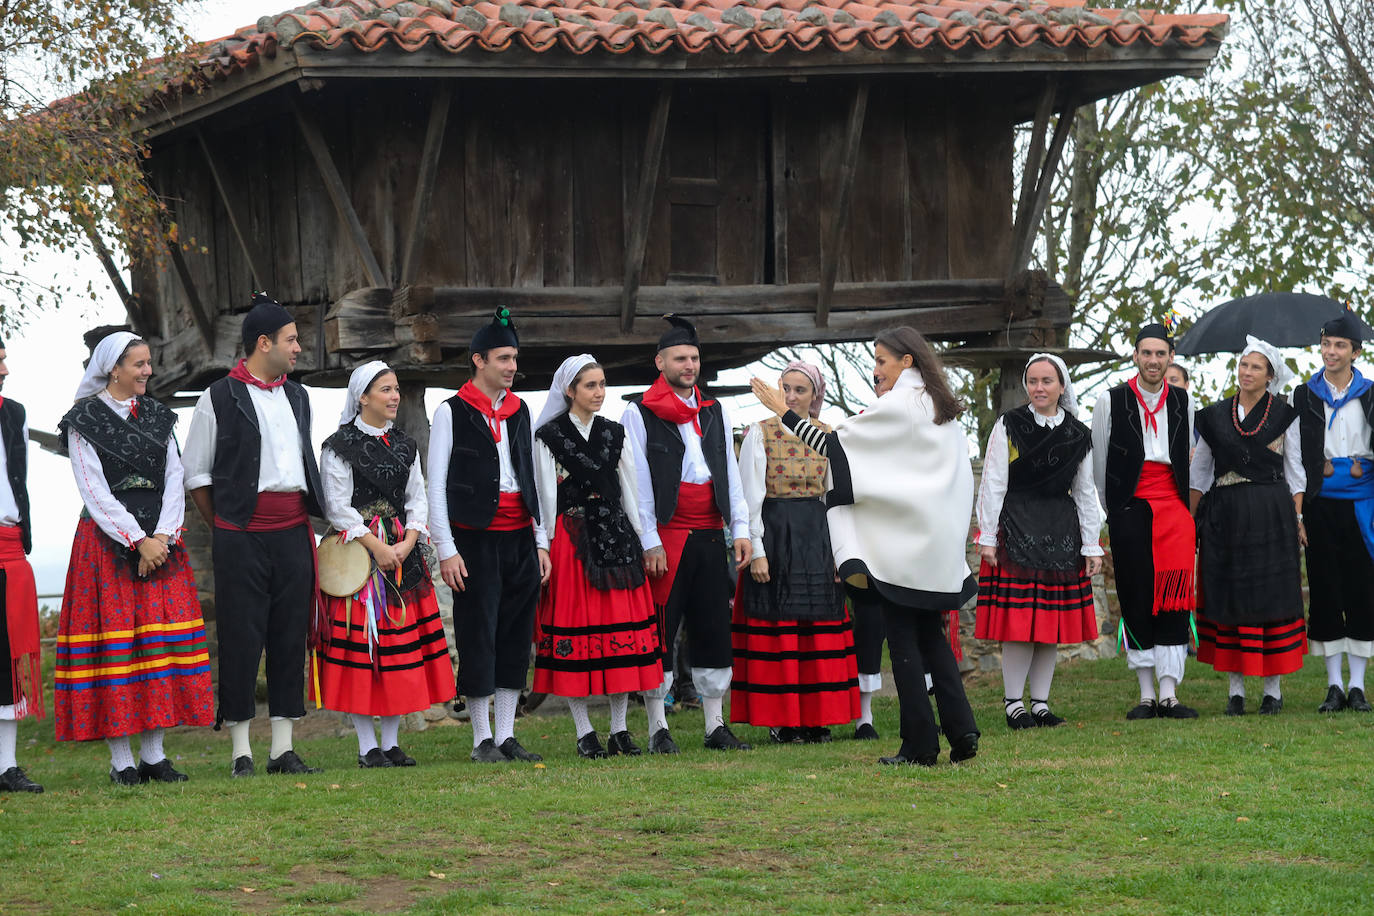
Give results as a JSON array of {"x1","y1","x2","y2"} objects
[
  {"x1": 1262, "y1": 675, "x2": 1281, "y2": 699},
  {"x1": 493, "y1": 688, "x2": 520, "y2": 744},
  {"x1": 107, "y1": 736, "x2": 135, "y2": 771},
  {"x1": 1349, "y1": 655, "x2": 1368, "y2": 693},
  {"x1": 1001, "y1": 642, "x2": 1033, "y2": 703},
  {"x1": 227, "y1": 720, "x2": 252, "y2": 761},
  {"x1": 469, "y1": 695, "x2": 493, "y2": 746},
  {"x1": 379, "y1": 716, "x2": 401, "y2": 751},
  {"x1": 139, "y1": 728, "x2": 165, "y2": 765},
  {"x1": 1228, "y1": 673, "x2": 1245, "y2": 697},
  {"x1": 1027, "y1": 644, "x2": 1058, "y2": 707},
  {"x1": 566, "y1": 697, "x2": 594, "y2": 738},
  {"x1": 351, "y1": 714, "x2": 379, "y2": 755},
  {"x1": 1136, "y1": 667, "x2": 1157, "y2": 703},
  {"x1": 0, "y1": 719, "x2": 18, "y2": 770},
  {"x1": 857, "y1": 692, "x2": 874, "y2": 727},
  {"x1": 1325, "y1": 653, "x2": 1345, "y2": 688},
  {"x1": 609, "y1": 694, "x2": 629, "y2": 734},
  {"x1": 702, "y1": 695, "x2": 725, "y2": 734},
  {"x1": 269, "y1": 717, "x2": 294, "y2": 759}
]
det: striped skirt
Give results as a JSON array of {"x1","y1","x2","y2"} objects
[
  {"x1": 974, "y1": 558, "x2": 1098, "y2": 645},
  {"x1": 729, "y1": 598, "x2": 861, "y2": 728},
  {"x1": 1197, "y1": 616, "x2": 1307, "y2": 677},
  {"x1": 55, "y1": 519, "x2": 213, "y2": 741}
]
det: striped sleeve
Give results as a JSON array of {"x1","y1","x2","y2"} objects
[{"x1": 780, "y1": 410, "x2": 829, "y2": 455}]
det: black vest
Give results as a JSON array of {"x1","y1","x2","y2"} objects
[
  {"x1": 0, "y1": 399, "x2": 31, "y2": 554},
  {"x1": 207, "y1": 377, "x2": 324, "y2": 528},
  {"x1": 636, "y1": 398, "x2": 731, "y2": 527},
  {"x1": 443, "y1": 395, "x2": 539, "y2": 530},
  {"x1": 1195, "y1": 395, "x2": 1298, "y2": 487},
  {"x1": 59, "y1": 396, "x2": 178, "y2": 540},
  {"x1": 998, "y1": 408, "x2": 1092, "y2": 572},
  {"x1": 1292, "y1": 382, "x2": 1374, "y2": 501},
  {"x1": 1103, "y1": 383, "x2": 1190, "y2": 514}
]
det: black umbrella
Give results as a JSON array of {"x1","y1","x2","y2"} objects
[{"x1": 1174, "y1": 292, "x2": 1374, "y2": 356}]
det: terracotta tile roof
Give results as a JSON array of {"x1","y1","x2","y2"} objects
[{"x1": 199, "y1": 0, "x2": 1227, "y2": 76}]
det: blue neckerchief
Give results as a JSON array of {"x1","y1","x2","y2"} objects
[
  {"x1": 1307, "y1": 367, "x2": 1373, "y2": 429},
  {"x1": 1319, "y1": 457, "x2": 1374, "y2": 561}
]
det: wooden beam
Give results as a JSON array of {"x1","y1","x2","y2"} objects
[
  {"x1": 770, "y1": 91, "x2": 788, "y2": 285},
  {"x1": 1009, "y1": 76, "x2": 1058, "y2": 276},
  {"x1": 816, "y1": 80, "x2": 869, "y2": 328},
  {"x1": 291, "y1": 96, "x2": 389, "y2": 289},
  {"x1": 620, "y1": 83, "x2": 672, "y2": 333},
  {"x1": 1007, "y1": 103, "x2": 1077, "y2": 280},
  {"x1": 398, "y1": 84, "x2": 453, "y2": 285},
  {"x1": 165, "y1": 236, "x2": 216, "y2": 349},
  {"x1": 77, "y1": 220, "x2": 146, "y2": 332},
  {"x1": 195, "y1": 128, "x2": 269, "y2": 291}
]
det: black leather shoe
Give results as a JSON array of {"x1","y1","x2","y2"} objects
[
  {"x1": 852, "y1": 722, "x2": 880, "y2": 741},
  {"x1": 1126, "y1": 700, "x2": 1158, "y2": 720},
  {"x1": 648, "y1": 728, "x2": 679, "y2": 755},
  {"x1": 231, "y1": 755, "x2": 254, "y2": 778},
  {"x1": 607, "y1": 730, "x2": 642, "y2": 756},
  {"x1": 1258, "y1": 695, "x2": 1283, "y2": 715},
  {"x1": 576, "y1": 732, "x2": 608, "y2": 759},
  {"x1": 1031, "y1": 707, "x2": 1066, "y2": 728},
  {"x1": 879, "y1": 746, "x2": 938, "y2": 767},
  {"x1": 109, "y1": 766, "x2": 140, "y2": 786},
  {"x1": 803, "y1": 727, "x2": 833, "y2": 744},
  {"x1": 137, "y1": 758, "x2": 189, "y2": 783},
  {"x1": 0, "y1": 766, "x2": 43, "y2": 793},
  {"x1": 769, "y1": 726, "x2": 802, "y2": 744},
  {"x1": 383, "y1": 746, "x2": 417, "y2": 767},
  {"x1": 704, "y1": 725, "x2": 752, "y2": 751},
  {"x1": 498, "y1": 737, "x2": 543, "y2": 762},
  {"x1": 1157, "y1": 699, "x2": 1199, "y2": 719},
  {"x1": 358, "y1": 748, "x2": 393, "y2": 768},
  {"x1": 266, "y1": 750, "x2": 321, "y2": 774},
  {"x1": 1005, "y1": 707, "x2": 1036, "y2": 730},
  {"x1": 1347, "y1": 687, "x2": 1372, "y2": 712},
  {"x1": 950, "y1": 732, "x2": 979, "y2": 764},
  {"x1": 1318, "y1": 684, "x2": 1347, "y2": 713},
  {"x1": 1225, "y1": 695, "x2": 1245, "y2": 716},
  {"x1": 470, "y1": 738, "x2": 509, "y2": 763}
]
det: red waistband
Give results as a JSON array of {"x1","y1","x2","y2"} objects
[
  {"x1": 0, "y1": 524, "x2": 24, "y2": 563},
  {"x1": 457, "y1": 491, "x2": 532, "y2": 532},
  {"x1": 664, "y1": 481, "x2": 723, "y2": 531},
  {"x1": 1135, "y1": 461, "x2": 1181, "y2": 502},
  {"x1": 216, "y1": 491, "x2": 309, "y2": 532}
]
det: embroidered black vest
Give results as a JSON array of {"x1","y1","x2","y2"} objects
[
  {"x1": 1103, "y1": 383, "x2": 1190, "y2": 514},
  {"x1": 536, "y1": 413, "x2": 645, "y2": 590},
  {"x1": 1292, "y1": 382, "x2": 1374, "y2": 501},
  {"x1": 207, "y1": 377, "x2": 324, "y2": 527},
  {"x1": 0, "y1": 399, "x2": 31, "y2": 553},
  {"x1": 60, "y1": 396, "x2": 178, "y2": 540},
  {"x1": 636, "y1": 398, "x2": 731, "y2": 527},
  {"x1": 443, "y1": 395, "x2": 539, "y2": 530},
  {"x1": 323, "y1": 424, "x2": 430, "y2": 593},
  {"x1": 1196, "y1": 395, "x2": 1297, "y2": 487},
  {"x1": 998, "y1": 408, "x2": 1092, "y2": 572}
]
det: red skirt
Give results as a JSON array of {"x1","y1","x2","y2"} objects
[
  {"x1": 974, "y1": 559, "x2": 1098, "y2": 644},
  {"x1": 1197, "y1": 615, "x2": 1307, "y2": 677},
  {"x1": 729, "y1": 581, "x2": 861, "y2": 728},
  {"x1": 533, "y1": 516, "x2": 663, "y2": 697},
  {"x1": 55, "y1": 519, "x2": 213, "y2": 741},
  {"x1": 312, "y1": 584, "x2": 454, "y2": 716}
]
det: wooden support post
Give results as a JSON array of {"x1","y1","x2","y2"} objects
[
  {"x1": 1010, "y1": 78, "x2": 1058, "y2": 268},
  {"x1": 770, "y1": 92, "x2": 789, "y2": 286},
  {"x1": 165, "y1": 237, "x2": 216, "y2": 350},
  {"x1": 620, "y1": 83, "x2": 672, "y2": 334},
  {"x1": 78, "y1": 220, "x2": 146, "y2": 332},
  {"x1": 399, "y1": 85, "x2": 453, "y2": 286},
  {"x1": 1008, "y1": 89, "x2": 1076, "y2": 282},
  {"x1": 816, "y1": 80, "x2": 869, "y2": 328},
  {"x1": 195, "y1": 129, "x2": 270, "y2": 291},
  {"x1": 395, "y1": 385, "x2": 432, "y2": 474},
  {"x1": 292, "y1": 96, "x2": 389, "y2": 290},
  {"x1": 996, "y1": 358, "x2": 1027, "y2": 414}
]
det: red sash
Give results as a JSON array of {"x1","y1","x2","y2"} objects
[
  {"x1": 456, "y1": 492, "x2": 531, "y2": 532},
  {"x1": 0, "y1": 525, "x2": 41, "y2": 719},
  {"x1": 649, "y1": 482, "x2": 724, "y2": 609},
  {"x1": 1135, "y1": 462, "x2": 1195, "y2": 614}
]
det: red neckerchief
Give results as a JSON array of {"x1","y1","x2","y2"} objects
[
  {"x1": 228, "y1": 359, "x2": 286, "y2": 391},
  {"x1": 457, "y1": 381, "x2": 521, "y2": 442},
  {"x1": 1127, "y1": 375, "x2": 1167, "y2": 437},
  {"x1": 641, "y1": 375, "x2": 715, "y2": 436},
  {"x1": 129, "y1": 397, "x2": 139, "y2": 420}
]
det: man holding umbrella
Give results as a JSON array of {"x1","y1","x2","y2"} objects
[{"x1": 1291, "y1": 310, "x2": 1374, "y2": 713}]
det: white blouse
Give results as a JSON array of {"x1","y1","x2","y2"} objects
[
  {"x1": 182, "y1": 380, "x2": 309, "y2": 494},
  {"x1": 1190, "y1": 400, "x2": 1306, "y2": 496},
  {"x1": 975, "y1": 406, "x2": 1103, "y2": 557},
  {"x1": 68, "y1": 391, "x2": 185, "y2": 547},
  {"x1": 1090, "y1": 382, "x2": 1195, "y2": 508},
  {"x1": 534, "y1": 413, "x2": 644, "y2": 543},
  {"x1": 1300, "y1": 376, "x2": 1374, "y2": 460},
  {"x1": 320, "y1": 417, "x2": 428, "y2": 543}
]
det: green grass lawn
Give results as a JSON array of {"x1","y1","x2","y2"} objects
[{"x1": 5, "y1": 655, "x2": 1372, "y2": 915}]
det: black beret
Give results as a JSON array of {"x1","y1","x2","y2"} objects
[
  {"x1": 1320, "y1": 309, "x2": 1364, "y2": 344},
  {"x1": 241, "y1": 292, "x2": 295, "y2": 354},
  {"x1": 1135, "y1": 323, "x2": 1173, "y2": 347},
  {"x1": 470, "y1": 306, "x2": 519, "y2": 353},
  {"x1": 657, "y1": 314, "x2": 699, "y2": 351}
]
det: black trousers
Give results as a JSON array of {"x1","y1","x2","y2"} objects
[
  {"x1": 1108, "y1": 501, "x2": 1191, "y2": 650},
  {"x1": 882, "y1": 597, "x2": 977, "y2": 757},
  {"x1": 1305, "y1": 496, "x2": 1374, "y2": 645},
  {"x1": 849, "y1": 587, "x2": 887, "y2": 678},
  {"x1": 452, "y1": 526, "x2": 540, "y2": 698},
  {"x1": 660, "y1": 529, "x2": 734, "y2": 671},
  {"x1": 214, "y1": 526, "x2": 315, "y2": 722}
]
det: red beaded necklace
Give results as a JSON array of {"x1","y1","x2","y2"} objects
[{"x1": 1231, "y1": 391, "x2": 1272, "y2": 437}]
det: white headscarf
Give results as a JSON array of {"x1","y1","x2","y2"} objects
[
  {"x1": 1240, "y1": 335, "x2": 1293, "y2": 395},
  {"x1": 74, "y1": 331, "x2": 141, "y2": 401},
  {"x1": 535, "y1": 353, "x2": 597, "y2": 431},
  {"x1": 1023, "y1": 352, "x2": 1078, "y2": 416},
  {"x1": 338, "y1": 360, "x2": 393, "y2": 426}
]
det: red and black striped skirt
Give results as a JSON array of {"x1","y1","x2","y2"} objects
[
  {"x1": 974, "y1": 558, "x2": 1098, "y2": 645},
  {"x1": 729, "y1": 598, "x2": 861, "y2": 728},
  {"x1": 1196, "y1": 615, "x2": 1307, "y2": 677}
]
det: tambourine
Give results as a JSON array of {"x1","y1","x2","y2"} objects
[{"x1": 317, "y1": 533, "x2": 372, "y2": 598}]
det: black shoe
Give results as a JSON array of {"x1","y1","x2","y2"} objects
[
  {"x1": 358, "y1": 748, "x2": 393, "y2": 768},
  {"x1": 576, "y1": 732, "x2": 608, "y2": 759},
  {"x1": 1031, "y1": 707, "x2": 1066, "y2": 728},
  {"x1": 0, "y1": 766, "x2": 43, "y2": 793},
  {"x1": 1157, "y1": 699, "x2": 1199, "y2": 719},
  {"x1": 1318, "y1": 684, "x2": 1347, "y2": 713},
  {"x1": 470, "y1": 738, "x2": 509, "y2": 763},
  {"x1": 704, "y1": 725, "x2": 752, "y2": 751},
  {"x1": 1225, "y1": 695, "x2": 1245, "y2": 716},
  {"x1": 383, "y1": 746, "x2": 417, "y2": 767},
  {"x1": 879, "y1": 746, "x2": 938, "y2": 767},
  {"x1": 137, "y1": 758, "x2": 189, "y2": 783},
  {"x1": 109, "y1": 766, "x2": 140, "y2": 786},
  {"x1": 1258, "y1": 695, "x2": 1283, "y2": 715},
  {"x1": 803, "y1": 727, "x2": 833, "y2": 744},
  {"x1": 231, "y1": 755, "x2": 254, "y2": 778},
  {"x1": 1347, "y1": 687, "x2": 1372, "y2": 712},
  {"x1": 1005, "y1": 706, "x2": 1036, "y2": 730},
  {"x1": 1126, "y1": 700, "x2": 1158, "y2": 721},
  {"x1": 607, "y1": 731, "x2": 642, "y2": 756},
  {"x1": 498, "y1": 737, "x2": 542, "y2": 762},
  {"x1": 648, "y1": 728, "x2": 679, "y2": 755},
  {"x1": 950, "y1": 732, "x2": 979, "y2": 764},
  {"x1": 266, "y1": 750, "x2": 321, "y2": 775},
  {"x1": 769, "y1": 726, "x2": 802, "y2": 744},
  {"x1": 852, "y1": 722, "x2": 880, "y2": 741}
]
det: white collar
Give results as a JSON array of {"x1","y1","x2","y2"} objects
[
  {"x1": 892, "y1": 368, "x2": 924, "y2": 392},
  {"x1": 1326, "y1": 375, "x2": 1354, "y2": 398},
  {"x1": 675, "y1": 390, "x2": 697, "y2": 408},
  {"x1": 100, "y1": 390, "x2": 137, "y2": 410},
  {"x1": 568, "y1": 412, "x2": 596, "y2": 435},
  {"x1": 353, "y1": 416, "x2": 394, "y2": 436},
  {"x1": 1025, "y1": 405, "x2": 1064, "y2": 428},
  {"x1": 1135, "y1": 382, "x2": 1165, "y2": 405}
]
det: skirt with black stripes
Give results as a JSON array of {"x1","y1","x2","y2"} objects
[
  {"x1": 1196, "y1": 616, "x2": 1307, "y2": 676},
  {"x1": 973, "y1": 557, "x2": 1098, "y2": 645}
]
